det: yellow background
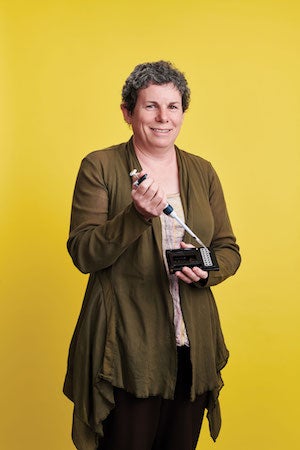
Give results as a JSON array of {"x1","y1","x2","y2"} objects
[{"x1": 1, "y1": 0, "x2": 299, "y2": 449}]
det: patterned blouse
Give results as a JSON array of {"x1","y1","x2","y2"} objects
[{"x1": 160, "y1": 193, "x2": 189, "y2": 347}]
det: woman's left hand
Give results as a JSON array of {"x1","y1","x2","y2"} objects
[{"x1": 175, "y1": 242, "x2": 208, "y2": 285}]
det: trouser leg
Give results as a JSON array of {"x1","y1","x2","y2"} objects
[
  {"x1": 152, "y1": 346, "x2": 208, "y2": 450},
  {"x1": 151, "y1": 390, "x2": 208, "y2": 450},
  {"x1": 99, "y1": 388, "x2": 161, "y2": 450}
]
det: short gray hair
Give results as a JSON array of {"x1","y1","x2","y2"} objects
[{"x1": 121, "y1": 60, "x2": 191, "y2": 113}]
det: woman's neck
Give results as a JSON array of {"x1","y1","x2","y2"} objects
[
  {"x1": 133, "y1": 141, "x2": 180, "y2": 195},
  {"x1": 134, "y1": 140, "x2": 176, "y2": 164}
]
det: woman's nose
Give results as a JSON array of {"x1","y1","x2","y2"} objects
[{"x1": 156, "y1": 107, "x2": 169, "y2": 123}]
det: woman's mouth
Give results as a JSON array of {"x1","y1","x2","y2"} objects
[{"x1": 150, "y1": 128, "x2": 171, "y2": 133}]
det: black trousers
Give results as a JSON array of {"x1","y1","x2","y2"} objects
[{"x1": 98, "y1": 347, "x2": 208, "y2": 450}]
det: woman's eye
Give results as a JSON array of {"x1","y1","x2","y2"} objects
[
  {"x1": 146, "y1": 104, "x2": 156, "y2": 109},
  {"x1": 169, "y1": 105, "x2": 178, "y2": 110}
]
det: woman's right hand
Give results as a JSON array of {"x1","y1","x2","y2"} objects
[{"x1": 131, "y1": 171, "x2": 167, "y2": 220}]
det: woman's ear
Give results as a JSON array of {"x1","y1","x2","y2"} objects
[{"x1": 120, "y1": 104, "x2": 132, "y2": 124}]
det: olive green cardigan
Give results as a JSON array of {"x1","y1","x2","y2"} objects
[{"x1": 63, "y1": 138, "x2": 241, "y2": 450}]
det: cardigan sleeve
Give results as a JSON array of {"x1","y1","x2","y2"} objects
[
  {"x1": 194, "y1": 162, "x2": 241, "y2": 288},
  {"x1": 67, "y1": 156, "x2": 151, "y2": 274}
]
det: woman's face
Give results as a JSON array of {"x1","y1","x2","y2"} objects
[{"x1": 122, "y1": 83, "x2": 184, "y2": 153}]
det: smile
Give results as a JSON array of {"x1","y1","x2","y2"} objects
[{"x1": 150, "y1": 128, "x2": 171, "y2": 133}]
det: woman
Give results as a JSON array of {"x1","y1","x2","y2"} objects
[{"x1": 64, "y1": 61, "x2": 241, "y2": 450}]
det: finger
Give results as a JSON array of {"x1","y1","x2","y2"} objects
[
  {"x1": 181, "y1": 266, "x2": 201, "y2": 282},
  {"x1": 131, "y1": 170, "x2": 148, "y2": 187},
  {"x1": 133, "y1": 173, "x2": 148, "y2": 187},
  {"x1": 191, "y1": 266, "x2": 208, "y2": 279},
  {"x1": 175, "y1": 267, "x2": 200, "y2": 284},
  {"x1": 175, "y1": 271, "x2": 194, "y2": 284},
  {"x1": 137, "y1": 181, "x2": 165, "y2": 208},
  {"x1": 132, "y1": 180, "x2": 156, "y2": 204},
  {"x1": 180, "y1": 241, "x2": 195, "y2": 249},
  {"x1": 131, "y1": 177, "x2": 153, "y2": 198}
]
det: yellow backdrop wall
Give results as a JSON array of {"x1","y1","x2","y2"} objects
[{"x1": 1, "y1": 1, "x2": 299, "y2": 449}]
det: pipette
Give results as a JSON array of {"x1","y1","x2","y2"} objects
[{"x1": 129, "y1": 169, "x2": 209, "y2": 251}]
